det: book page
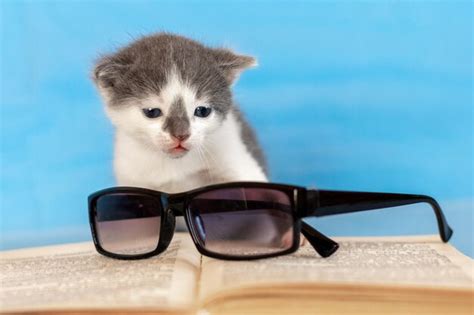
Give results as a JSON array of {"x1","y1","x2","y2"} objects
[
  {"x1": 199, "y1": 235, "x2": 474, "y2": 304},
  {"x1": 0, "y1": 232, "x2": 200, "y2": 313}
]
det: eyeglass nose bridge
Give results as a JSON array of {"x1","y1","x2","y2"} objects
[
  {"x1": 156, "y1": 195, "x2": 188, "y2": 253},
  {"x1": 156, "y1": 205, "x2": 176, "y2": 253},
  {"x1": 166, "y1": 194, "x2": 187, "y2": 217},
  {"x1": 152, "y1": 195, "x2": 175, "y2": 252}
]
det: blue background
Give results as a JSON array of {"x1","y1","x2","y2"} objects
[{"x1": 1, "y1": 1, "x2": 472, "y2": 257}]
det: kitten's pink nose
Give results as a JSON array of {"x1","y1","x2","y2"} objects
[{"x1": 172, "y1": 133, "x2": 190, "y2": 142}]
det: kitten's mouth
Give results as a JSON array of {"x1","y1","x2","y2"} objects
[{"x1": 168, "y1": 144, "x2": 189, "y2": 157}]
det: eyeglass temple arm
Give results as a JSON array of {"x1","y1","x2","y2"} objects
[
  {"x1": 305, "y1": 190, "x2": 453, "y2": 242},
  {"x1": 301, "y1": 221, "x2": 340, "y2": 258}
]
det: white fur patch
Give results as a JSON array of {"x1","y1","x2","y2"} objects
[{"x1": 114, "y1": 110, "x2": 267, "y2": 193}]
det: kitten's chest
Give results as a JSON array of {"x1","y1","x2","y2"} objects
[
  {"x1": 115, "y1": 144, "x2": 226, "y2": 193},
  {"x1": 138, "y1": 164, "x2": 228, "y2": 193},
  {"x1": 154, "y1": 171, "x2": 216, "y2": 193}
]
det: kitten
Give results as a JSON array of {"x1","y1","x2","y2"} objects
[{"x1": 92, "y1": 33, "x2": 268, "y2": 194}]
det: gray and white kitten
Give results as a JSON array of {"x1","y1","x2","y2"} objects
[{"x1": 92, "y1": 33, "x2": 268, "y2": 193}]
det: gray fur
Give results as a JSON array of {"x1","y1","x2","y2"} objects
[
  {"x1": 162, "y1": 97, "x2": 190, "y2": 138},
  {"x1": 92, "y1": 32, "x2": 268, "y2": 175},
  {"x1": 93, "y1": 33, "x2": 253, "y2": 115}
]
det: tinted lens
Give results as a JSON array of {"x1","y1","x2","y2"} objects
[
  {"x1": 188, "y1": 188, "x2": 294, "y2": 257},
  {"x1": 93, "y1": 193, "x2": 161, "y2": 255}
]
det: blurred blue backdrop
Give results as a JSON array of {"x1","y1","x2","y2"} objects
[{"x1": 1, "y1": 1, "x2": 472, "y2": 256}]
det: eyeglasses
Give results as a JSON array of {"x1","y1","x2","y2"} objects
[{"x1": 88, "y1": 182, "x2": 453, "y2": 260}]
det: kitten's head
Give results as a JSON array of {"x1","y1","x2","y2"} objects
[{"x1": 92, "y1": 33, "x2": 256, "y2": 158}]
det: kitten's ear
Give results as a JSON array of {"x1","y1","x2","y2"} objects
[
  {"x1": 211, "y1": 48, "x2": 257, "y2": 84},
  {"x1": 92, "y1": 56, "x2": 130, "y2": 88}
]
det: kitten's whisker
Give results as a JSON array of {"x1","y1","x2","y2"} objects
[
  {"x1": 201, "y1": 145, "x2": 218, "y2": 167},
  {"x1": 197, "y1": 144, "x2": 215, "y2": 183},
  {"x1": 197, "y1": 146, "x2": 212, "y2": 181}
]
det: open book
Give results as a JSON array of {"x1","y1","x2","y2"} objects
[{"x1": 1, "y1": 233, "x2": 473, "y2": 314}]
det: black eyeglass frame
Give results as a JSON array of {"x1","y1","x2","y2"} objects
[{"x1": 88, "y1": 181, "x2": 453, "y2": 261}]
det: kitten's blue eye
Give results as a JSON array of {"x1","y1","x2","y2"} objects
[
  {"x1": 142, "y1": 108, "x2": 162, "y2": 118},
  {"x1": 194, "y1": 106, "x2": 212, "y2": 118}
]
